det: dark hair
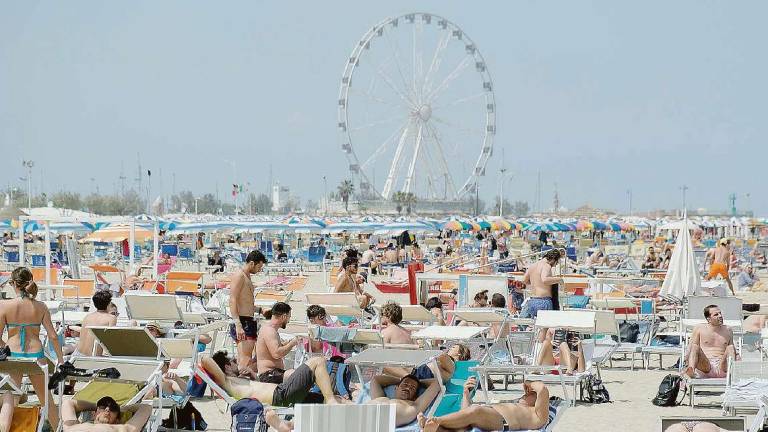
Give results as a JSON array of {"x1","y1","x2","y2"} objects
[
  {"x1": 342, "y1": 256, "x2": 358, "y2": 269},
  {"x1": 345, "y1": 249, "x2": 359, "y2": 258},
  {"x1": 399, "y1": 374, "x2": 420, "y2": 401},
  {"x1": 368, "y1": 245, "x2": 375, "y2": 250},
  {"x1": 92, "y1": 290, "x2": 113, "y2": 311},
  {"x1": 212, "y1": 350, "x2": 230, "y2": 373},
  {"x1": 491, "y1": 293, "x2": 506, "y2": 308},
  {"x1": 453, "y1": 343, "x2": 471, "y2": 361},
  {"x1": 704, "y1": 304, "x2": 720, "y2": 319},
  {"x1": 271, "y1": 302, "x2": 291, "y2": 317},
  {"x1": 474, "y1": 290, "x2": 489, "y2": 302},
  {"x1": 381, "y1": 301, "x2": 403, "y2": 324},
  {"x1": 435, "y1": 246, "x2": 443, "y2": 253},
  {"x1": 307, "y1": 305, "x2": 326, "y2": 320},
  {"x1": 96, "y1": 396, "x2": 120, "y2": 414},
  {"x1": 11, "y1": 267, "x2": 37, "y2": 299},
  {"x1": 424, "y1": 297, "x2": 442, "y2": 311},
  {"x1": 544, "y1": 249, "x2": 562, "y2": 262},
  {"x1": 246, "y1": 250, "x2": 268, "y2": 264}
]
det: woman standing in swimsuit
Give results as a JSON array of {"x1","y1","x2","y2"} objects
[{"x1": 0, "y1": 267, "x2": 64, "y2": 428}]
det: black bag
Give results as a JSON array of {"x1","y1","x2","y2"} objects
[
  {"x1": 651, "y1": 374, "x2": 686, "y2": 406},
  {"x1": 614, "y1": 322, "x2": 640, "y2": 343},
  {"x1": 584, "y1": 375, "x2": 610, "y2": 404},
  {"x1": 163, "y1": 401, "x2": 208, "y2": 430},
  {"x1": 743, "y1": 303, "x2": 760, "y2": 313}
]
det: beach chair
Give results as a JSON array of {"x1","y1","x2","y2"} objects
[
  {"x1": 722, "y1": 360, "x2": 768, "y2": 416},
  {"x1": 373, "y1": 304, "x2": 435, "y2": 326},
  {"x1": 0, "y1": 359, "x2": 53, "y2": 432},
  {"x1": 60, "y1": 278, "x2": 95, "y2": 305},
  {"x1": 30, "y1": 267, "x2": 57, "y2": 286},
  {"x1": 293, "y1": 404, "x2": 396, "y2": 432},
  {"x1": 163, "y1": 271, "x2": 204, "y2": 295},
  {"x1": 592, "y1": 298, "x2": 653, "y2": 370},
  {"x1": 305, "y1": 292, "x2": 366, "y2": 325},
  {"x1": 124, "y1": 293, "x2": 183, "y2": 323}
]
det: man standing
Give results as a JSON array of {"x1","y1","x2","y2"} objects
[
  {"x1": 683, "y1": 305, "x2": 736, "y2": 379},
  {"x1": 256, "y1": 302, "x2": 301, "y2": 384},
  {"x1": 521, "y1": 250, "x2": 563, "y2": 318},
  {"x1": 229, "y1": 250, "x2": 267, "y2": 370},
  {"x1": 705, "y1": 239, "x2": 735, "y2": 295}
]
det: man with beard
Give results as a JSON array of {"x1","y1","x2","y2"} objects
[
  {"x1": 256, "y1": 302, "x2": 302, "y2": 384},
  {"x1": 683, "y1": 305, "x2": 736, "y2": 379}
]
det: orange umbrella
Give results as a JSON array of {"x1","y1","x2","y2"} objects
[{"x1": 81, "y1": 225, "x2": 154, "y2": 243}]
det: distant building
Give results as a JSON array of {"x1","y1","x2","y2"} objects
[{"x1": 271, "y1": 182, "x2": 291, "y2": 213}]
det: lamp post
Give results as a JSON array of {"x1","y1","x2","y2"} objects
[
  {"x1": 194, "y1": 197, "x2": 200, "y2": 215},
  {"x1": 499, "y1": 168, "x2": 507, "y2": 217},
  {"x1": 22, "y1": 160, "x2": 34, "y2": 209},
  {"x1": 626, "y1": 189, "x2": 633, "y2": 216},
  {"x1": 680, "y1": 185, "x2": 689, "y2": 212},
  {"x1": 322, "y1": 176, "x2": 328, "y2": 216}
]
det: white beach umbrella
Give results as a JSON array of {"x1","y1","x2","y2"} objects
[{"x1": 659, "y1": 215, "x2": 701, "y2": 299}]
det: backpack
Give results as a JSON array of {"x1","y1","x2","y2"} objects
[
  {"x1": 163, "y1": 401, "x2": 207, "y2": 430},
  {"x1": 310, "y1": 356, "x2": 352, "y2": 400},
  {"x1": 230, "y1": 398, "x2": 268, "y2": 432},
  {"x1": 652, "y1": 374, "x2": 686, "y2": 406},
  {"x1": 584, "y1": 375, "x2": 610, "y2": 404},
  {"x1": 612, "y1": 322, "x2": 640, "y2": 343}
]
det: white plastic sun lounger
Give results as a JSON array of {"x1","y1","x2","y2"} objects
[
  {"x1": 372, "y1": 304, "x2": 435, "y2": 325},
  {"x1": 0, "y1": 359, "x2": 51, "y2": 432},
  {"x1": 305, "y1": 292, "x2": 366, "y2": 323},
  {"x1": 294, "y1": 403, "x2": 396, "y2": 432}
]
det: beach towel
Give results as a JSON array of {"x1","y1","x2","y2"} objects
[{"x1": 316, "y1": 326, "x2": 357, "y2": 343}]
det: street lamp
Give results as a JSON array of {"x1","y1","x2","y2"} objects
[
  {"x1": 680, "y1": 185, "x2": 689, "y2": 212},
  {"x1": 194, "y1": 197, "x2": 200, "y2": 215},
  {"x1": 22, "y1": 160, "x2": 34, "y2": 209},
  {"x1": 322, "y1": 176, "x2": 328, "y2": 216},
  {"x1": 626, "y1": 189, "x2": 633, "y2": 216}
]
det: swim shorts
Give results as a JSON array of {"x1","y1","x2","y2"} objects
[
  {"x1": 271, "y1": 364, "x2": 315, "y2": 407},
  {"x1": 708, "y1": 263, "x2": 729, "y2": 279},
  {"x1": 696, "y1": 358, "x2": 727, "y2": 378},
  {"x1": 258, "y1": 368, "x2": 286, "y2": 384},
  {"x1": 521, "y1": 297, "x2": 554, "y2": 319},
  {"x1": 229, "y1": 316, "x2": 258, "y2": 341}
]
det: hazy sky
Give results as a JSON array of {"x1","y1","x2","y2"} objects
[{"x1": 1, "y1": 1, "x2": 766, "y2": 214}]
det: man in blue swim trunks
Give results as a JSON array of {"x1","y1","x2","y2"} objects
[{"x1": 521, "y1": 250, "x2": 563, "y2": 319}]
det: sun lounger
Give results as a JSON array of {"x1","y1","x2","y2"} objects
[
  {"x1": 60, "y1": 278, "x2": 95, "y2": 305},
  {"x1": 163, "y1": 271, "x2": 204, "y2": 295},
  {"x1": 305, "y1": 292, "x2": 366, "y2": 324},
  {"x1": 0, "y1": 358, "x2": 53, "y2": 432},
  {"x1": 293, "y1": 404, "x2": 396, "y2": 432},
  {"x1": 372, "y1": 304, "x2": 434, "y2": 325},
  {"x1": 124, "y1": 293, "x2": 183, "y2": 322}
]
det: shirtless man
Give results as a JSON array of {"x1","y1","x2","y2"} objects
[
  {"x1": 333, "y1": 256, "x2": 374, "y2": 309},
  {"x1": 229, "y1": 250, "x2": 267, "y2": 369},
  {"x1": 262, "y1": 374, "x2": 441, "y2": 431},
  {"x1": 73, "y1": 290, "x2": 118, "y2": 357},
  {"x1": 256, "y1": 302, "x2": 301, "y2": 384},
  {"x1": 202, "y1": 352, "x2": 339, "y2": 406},
  {"x1": 365, "y1": 374, "x2": 441, "y2": 427},
  {"x1": 418, "y1": 378, "x2": 550, "y2": 431},
  {"x1": 705, "y1": 239, "x2": 735, "y2": 295},
  {"x1": 62, "y1": 397, "x2": 151, "y2": 432},
  {"x1": 683, "y1": 305, "x2": 737, "y2": 379},
  {"x1": 522, "y1": 250, "x2": 563, "y2": 319},
  {"x1": 380, "y1": 302, "x2": 414, "y2": 345}
]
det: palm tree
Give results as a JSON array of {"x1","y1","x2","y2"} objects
[
  {"x1": 403, "y1": 192, "x2": 417, "y2": 215},
  {"x1": 392, "y1": 192, "x2": 404, "y2": 214},
  {"x1": 337, "y1": 180, "x2": 355, "y2": 213}
]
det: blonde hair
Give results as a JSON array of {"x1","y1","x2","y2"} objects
[{"x1": 11, "y1": 267, "x2": 38, "y2": 299}]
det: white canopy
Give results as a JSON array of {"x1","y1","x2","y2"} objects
[{"x1": 660, "y1": 216, "x2": 702, "y2": 298}]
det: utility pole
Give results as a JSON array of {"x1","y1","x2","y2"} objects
[
  {"x1": 680, "y1": 185, "x2": 689, "y2": 212},
  {"x1": 627, "y1": 189, "x2": 633, "y2": 216},
  {"x1": 146, "y1": 170, "x2": 152, "y2": 215},
  {"x1": 119, "y1": 161, "x2": 126, "y2": 197},
  {"x1": 499, "y1": 167, "x2": 507, "y2": 217},
  {"x1": 474, "y1": 180, "x2": 480, "y2": 216},
  {"x1": 22, "y1": 160, "x2": 34, "y2": 209},
  {"x1": 322, "y1": 176, "x2": 328, "y2": 216}
]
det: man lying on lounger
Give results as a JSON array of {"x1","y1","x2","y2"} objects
[
  {"x1": 262, "y1": 373, "x2": 442, "y2": 431},
  {"x1": 201, "y1": 351, "x2": 341, "y2": 406},
  {"x1": 418, "y1": 377, "x2": 550, "y2": 432},
  {"x1": 62, "y1": 397, "x2": 151, "y2": 432}
]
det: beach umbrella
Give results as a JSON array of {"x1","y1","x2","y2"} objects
[
  {"x1": 81, "y1": 225, "x2": 154, "y2": 243},
  {"x1": 376, "y1": 220, "x2": 434, "y2": 234},
  {"x1": 491, "y1": 218, "x2": 512, "y2": 231},
  {"x1": 659, "y1": 215, "x2": 701, "y2": 298},
  {"x1": 608, "y1": 222, "x2": 622, "y2": 232},
  {"x1": 591, "y1": 221, "x2": 608, "y2": 231},
  {"x1": 476, "y1": 220, "x2": 492, "y2": 230},
  {"x1": 466, "y1": 221, "x2": 482, "y2": 232},
  {"x1": 442, "y1": 220, "x2": 464, "y2": 231},
  {"x1": 552, "y1": 222, "x2": 572, "y2": 231},
  {"x1": 284, "y1": 218, "x2": 324, "y2": 233},
  {"x1": 576, "y1": 220, "x2": 593, "y2": 231},
  {"x1": 525, "y1": 223, "x2": 557, "y2": 232}
]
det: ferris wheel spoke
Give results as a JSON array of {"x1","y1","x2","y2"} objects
[
  {"x1": 426, "y1": 56, "x2": 472, "y2": 104},
  {"x1": 432, "y1": 92, "x2": 487, "y2": 110},
  {"x1": 381, "y1": 119, "x2": 414, "y2": 199},
  {"x1": 422, "y1": 30, "x2": 451, "y2": 99},
  {"x1": 359, "y1": 120, "x2": 410, "y2": 170},
  {"x1": 423, "y1": 122, "x2": 459, "y2": 199},
  {"x1": 382, "y1": 28, "x2": 418, "y2": 105},
  {"x1": 418, "y1": 133, "x2": 443, "y2": 199},
  {"x1": 350, "y1": 113, "x2": 407, "y2": 132},
  {"x1": 403, "y1": 122, "x2": 425, "y2": 194},
  {"x1": 430, "y1": 115, "x2": 485, "y2": 136}
]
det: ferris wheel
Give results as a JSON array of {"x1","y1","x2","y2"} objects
[{"x1": 338, "y1": 13, "x2": 496, "y2": 201}]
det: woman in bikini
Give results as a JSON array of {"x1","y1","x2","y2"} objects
[{"x1": 0, "y1": 267, "x2": 64, "y2": 427}]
